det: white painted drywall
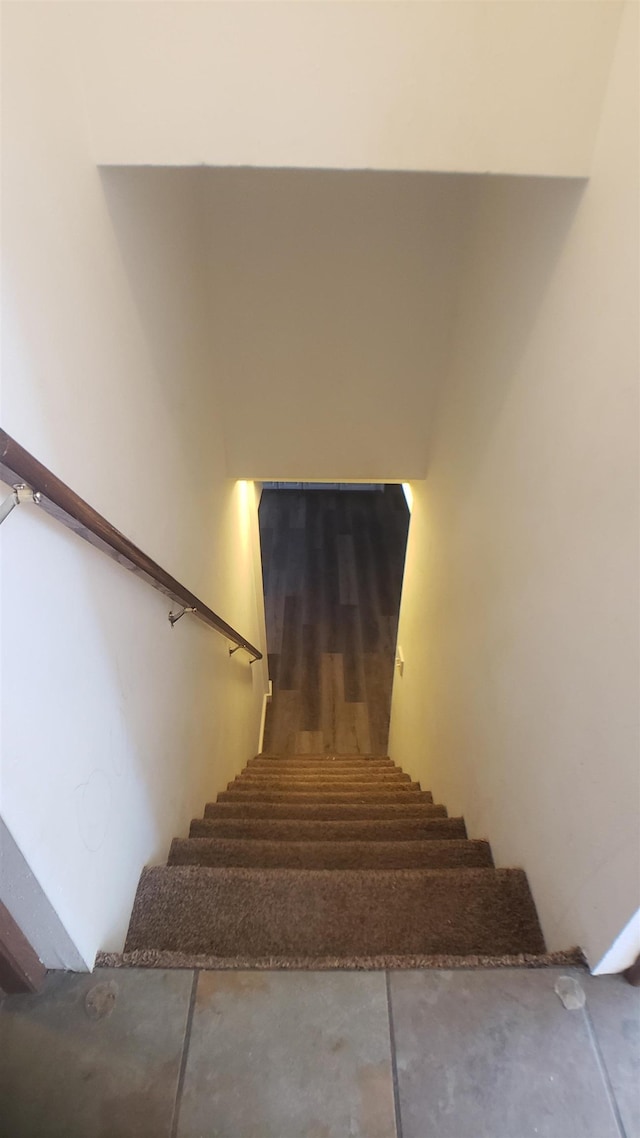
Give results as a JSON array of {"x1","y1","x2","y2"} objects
[
  {"x1": 593, "y1": 907, "x2": 640, "y2": 976},
  {"x1": 0, "y1": 820, "x2": 87, "y2": 971},
  {"x1": 1, "y1": 7, "x2": 268, "y2": 966},
  {"x1": 389, "y1": 4, "x2": 639, "y2": 970},
  {"x1": 201, "y1": 167, "x2": 474, "y2": 481},
  {"x1": 77, "y1": 1, "x2": 621, "y2": 177}
]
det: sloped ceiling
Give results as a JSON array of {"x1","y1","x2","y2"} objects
[
  {"x1": 101, "y1": 166, "x2": 582, "y2": 481},
  {"x1": 201, "y1": 167, "x2": 475, "y2": 480}
]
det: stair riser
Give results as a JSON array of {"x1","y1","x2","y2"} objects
[
  {"x1": 204, "y1": 802, "x2": 446, "y2": 820},
  {"x1": 246, "y1": 768, "x2": 401, "y2": 777},
  {"x1": 253, "y1": 755, "x2": 391, "y2": 763},
  {"x1": 234, "y1": 773, "x2": 407, "y2": 782},
  {"x1": 246, "y1": 764, "x2": 399, "y2": 773},
  {"x1": 169, "y1": 837, "x2": 494, "y2": 870},
  {"x1": 125, "y1": 866, "x2": 545, "y2": 959},
  {"x1": 228, "y1": 781, "x2": 423, "y2": 792},
  {"x1": 190, "y1": 818, "x2": 467, "y2": 841},
  {"x1": 245, "y1": 773, "x2": 404, "y2": 780},
  {"x1": 218, "y1": 791, "x2": 433, "y2": 804}
]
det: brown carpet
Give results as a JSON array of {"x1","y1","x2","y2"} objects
[
  {"x1": 204, "y1": 801, "x2": 446, "y2": 820},
  {"x1": 189, "y1": 816, "x2": 468, "y2": 841},
  {"x1": 98, "y1": 947, "x2": 586, "y2": 972},
  {"x1": 237, "y1": 771, "x2": 414, "y2": 782},
  {"x1": 118, "y1": 754, "x2": 552, "y2": 967},
  {"x1": 217, "y1": 790, "x2": 433, "y2": 804},
  {"x1": 168, "y1": 836, "x2": 493, "y2": 870},
  {"x1": 254, "y1": 754, "x2": 397, "y2": 762},
  {"x1": 125, "y1": 865, "x2": 544, "y2": 958}
]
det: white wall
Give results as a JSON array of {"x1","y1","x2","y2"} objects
[
  {"x1": 593, "y1": 908, "x2": 640, "y2": 976},
  {"x1": 389, "y1": 4, "x2": 639, "y2": 970},
  {"x1": 0, "y1": 7, "x2": 268, "y2": 966},
  {"x1": 77, "y1": 1, "x2": 621, "y2": 178},
  {"x1": 0, "y1": 820, "x2": 87, "y2": 971},
  {"x1": 201, "y1": 167, "x2": 474, "y2": 481}
]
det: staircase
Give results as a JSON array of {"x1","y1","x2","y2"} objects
[{"x1": 114, "y1": 754, "x2": 552, "y2": 969}]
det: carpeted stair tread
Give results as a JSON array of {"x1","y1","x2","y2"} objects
[
  {"x1": 246, "y1": 757, "x2": 400, "y2": 766},
  {"x1": 168, "y1": 836, "x2": 493, "y2": 869},
  {"x1": 252, "y1": 754, "x2": 393, "y2": 763},
  {"x1": 218, "y1": 790, "x2": 433, "y2": 804},
  {"x1": 245, "y1": 766, "x2": 403, "y2": 776},
  {"x1": 204, "y1": 801, "x2": 447, "y2": 820},
  {"x1": 244, "y1": 770, "x2": 405, "y2": 778},
  {"x1": 124, "y1": 865, "x2": 545, "y2": 959},
  {"x1": 228, "y1": 779, "x2": 421, "y2": 792},
  {"x1": 247, "y1": 765, "x2": 400, "y2": 772},
  {"x1": 228, "y1": 780, "x2": 421, "y2": 789},
  {"x1": 120, "y1": 750, "x2": 551, "y2": 967},
  {"x1": 190, "y1": 816, "x2": 467, "y2": 841},
  {"x1": 233, "y1": 773, "x2": 407, "y2": 782},
  {"x1": 99, "y1": 946, "x2": 585, "y2": 972}
]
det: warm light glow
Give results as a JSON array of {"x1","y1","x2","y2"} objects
[
  {"x1": 402, "y1": 483, "x2": 413, "y2": 513},
  {"x1": 236, "y1": 480, "x2": 253, "y2": 551}
]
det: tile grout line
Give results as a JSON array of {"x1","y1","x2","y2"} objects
[
  {"x1": 582, "y1": 998, "x2": 628, "y2": 1138},
  {"x1": 385, "y1": 970, "x2": 404, "y2": 1138},
  {"x1": 170, "y1": 969, "x2": 199, "y2": 1138}
]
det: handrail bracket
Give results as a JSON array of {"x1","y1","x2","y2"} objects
[
  {"x1": 0, "y1": 484, "x2": 42, "y2": 526},
  {"x1": 168, "y1": 605, "x2": 196, "y2": 628}
]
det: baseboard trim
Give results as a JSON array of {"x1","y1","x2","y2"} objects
[{"x1": 257, "y1": 680, "x2": 273, "y2": 754}]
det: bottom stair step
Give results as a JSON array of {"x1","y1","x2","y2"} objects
[
  {"x1": 124, "y1": 865, "x2": 545, "y2": 959},
  {"x1": 169, "y1": 836, "x2": 494, "y2": 870}
]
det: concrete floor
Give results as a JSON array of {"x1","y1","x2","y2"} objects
[{"x1": 0, "y1": 966, "x2": 637, "y2": 1138}]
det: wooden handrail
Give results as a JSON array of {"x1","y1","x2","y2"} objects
[{"x1": 0, "y1": 430, "x2": 263, "y2": 660}]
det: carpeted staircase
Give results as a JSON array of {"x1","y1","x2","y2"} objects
[{"x1": 97, "y1": 754, "x2": 585, "y2": 971}]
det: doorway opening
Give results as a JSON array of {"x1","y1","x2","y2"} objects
[{"x1": 258, "y1": 484, "x2": 410, "y2": 755}]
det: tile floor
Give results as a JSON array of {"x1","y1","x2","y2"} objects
[{"x1": 0, "y1": 966, "x2": 638, "y2": 1138}]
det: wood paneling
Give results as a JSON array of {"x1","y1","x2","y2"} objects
[
  {"x1": 0, "y1": 902, "x2": 46, "y2": 994},
  {"x1": 260, "y1": 487, "x2": 409, "y2": 754}
]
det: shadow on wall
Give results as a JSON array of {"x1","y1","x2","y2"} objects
[
  {"x1": 391, "y1": 145, "x2": 639, "y2": 966},
  {"x1": 426, "y1": 175, "x2": 587, "y2": 492},
  {"x1": 98, "y1": 167, "x2": 217, "y2": 545},
  {"x1": 3, "y1": 487, "x2": 260, "y2": 960},
  {"x1": 2, "y1": 163, "x2": 266, "y2": 964}
]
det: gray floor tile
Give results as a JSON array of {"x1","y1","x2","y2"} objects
[
  {"x1": 0, "y1": 967, "x2": 194, "y2": 1138},
  {"x1": 389, "y1": 968, "x2": 622, "y2": 1138},
  {"x1": 583, "y1": 972, "x2": 640, "y2": 1138},
  {"x1": 176, "y1": 970, "x2": 396, "y2": 1138}
]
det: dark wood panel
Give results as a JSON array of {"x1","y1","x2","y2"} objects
[
  {"x1": 300, "y1": 623, "x2": 321, "y2": 731},
  {"x1": 624, "y1": 953, "x2": 640, "y2": 986},
  {"x1": 260, "y1": 486, "x2": 409, "y2": 754},
  {"x1": 279, "y1": 596, "x2": 301, "y2": 691},
  {"x1": 0, "y1": 902, "x2": 46, "y2": 994},
  {"x1": 341, "y1": 605, "x2": 365, "y2": 704},
  {"x1": 0, "y1": 430, "x2": 262, "y2": 660}
]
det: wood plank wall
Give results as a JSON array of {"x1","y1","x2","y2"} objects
[{"x1": 259, "y1": 486, "x2": 410, "y2": 755}]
